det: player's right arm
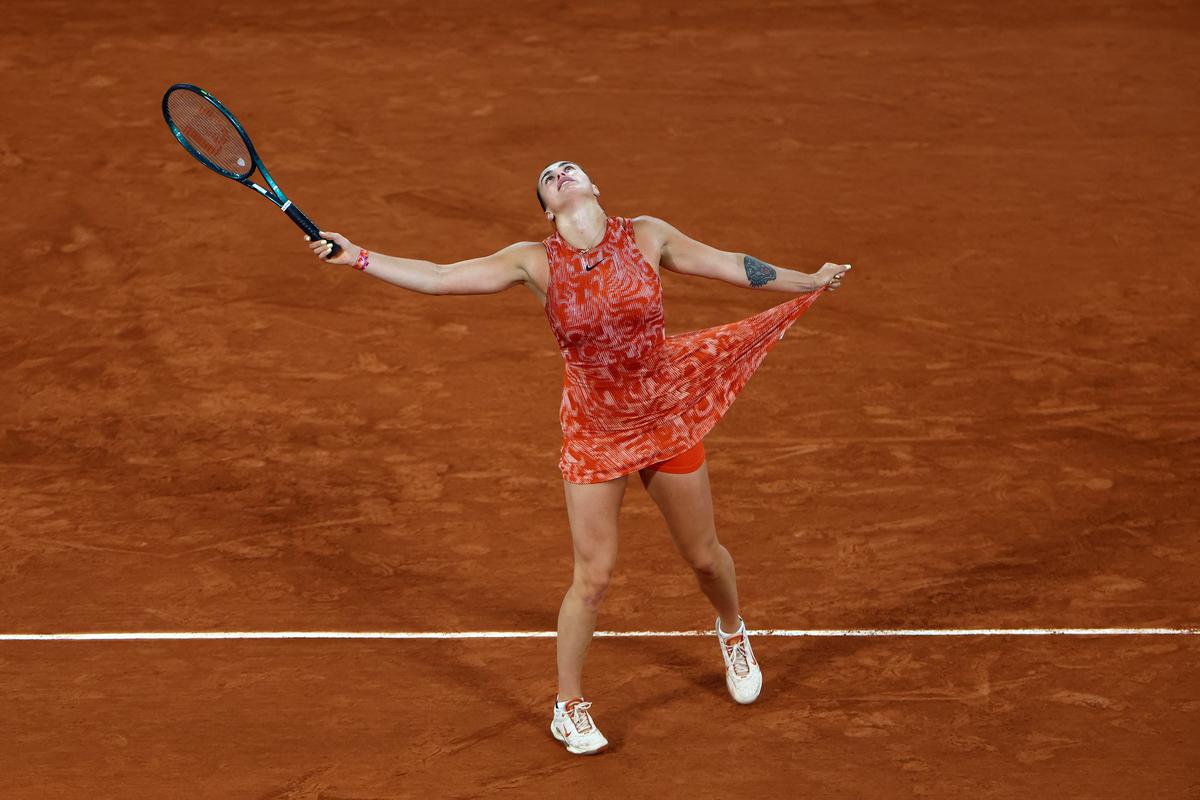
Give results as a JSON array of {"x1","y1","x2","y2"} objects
[{"x1": 306, "y1": 230, "x2": 538, "y2": 296}]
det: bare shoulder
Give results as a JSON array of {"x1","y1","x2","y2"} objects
[
  {"x1": 631, "y1": 214, "x2": 672, "y2": 237},
  {"x1": 510, "y1": 240, "x2": 550, "y2": 296},
  {"x1": 510, "y1": 239, "x2": 547, "y2": 270},
  {"x1": 630, "y1": 215, "x2": 671, "y2": 269},
  {"x1": 499, "y1": 240, "x2": 546, "y2": 263}
]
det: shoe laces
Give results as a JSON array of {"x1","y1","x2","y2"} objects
[
  {"x1": 566, "y1": 700, "x2": 595, "y2": 734},
  {"x1": 724, "y1": 635, "x2": 751, "y2": 679}
]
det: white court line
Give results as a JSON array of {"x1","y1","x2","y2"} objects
[{"x1": 1, "y1": 627, "x2": 1196, "y2": 641}]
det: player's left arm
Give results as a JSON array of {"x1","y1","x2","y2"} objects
[{"x1": 632, "y1": 215, "x2": 851, "y2": 293}]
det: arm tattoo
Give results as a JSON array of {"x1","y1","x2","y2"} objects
[{"x1": 743, "y1": 255, "x2": 777, "y2": 288}]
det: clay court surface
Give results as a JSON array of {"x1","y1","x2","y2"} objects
[{"x1": 2, "y1": 1, "x2": 1198, "y2": 797}]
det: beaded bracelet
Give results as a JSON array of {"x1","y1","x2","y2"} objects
[{"x1": 354, "y1": 248, "x2": 369, "y2": 271}]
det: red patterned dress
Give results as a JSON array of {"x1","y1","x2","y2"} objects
[{"x1": 542, "y1": 216, "x2": 824, "y2": 484}]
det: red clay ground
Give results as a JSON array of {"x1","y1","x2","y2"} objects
[
  {"x1": 4, "y1": 638, "x2": 1198, "y2": 798},
  {"x1": 2, "y1": 1, "x2": 1198, "y2": 798}
]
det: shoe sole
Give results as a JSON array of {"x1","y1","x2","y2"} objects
[
  {"x1": 728, "y1": 686, "x2": 762, "y2": 704},
  {"x1": 551, "y1": 722, "x2": 608, "y2": 755}
]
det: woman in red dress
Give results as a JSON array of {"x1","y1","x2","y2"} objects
[{"x1": 306, "y1": 161, "x2": 850, "y2": 755}]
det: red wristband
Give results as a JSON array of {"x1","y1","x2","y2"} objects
[{"x1": 354, "y1": 248, "x2": 369, "y2": 271}]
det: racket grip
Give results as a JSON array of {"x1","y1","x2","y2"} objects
[{"x1": 284, "y1": 203, "x2": 342, "y2": 257}]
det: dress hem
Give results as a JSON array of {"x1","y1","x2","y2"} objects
[{"x1": 558, "y1": 417, "x2": 719, "y2": 484}]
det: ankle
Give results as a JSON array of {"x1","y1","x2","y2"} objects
[{"x1": 718, "y1": 616, "x2": 744, "y2": 637}]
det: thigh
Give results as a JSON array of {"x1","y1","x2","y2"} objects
[
  {"x1": 638, "y1": 460, "x2": 719, "y2": 556},
  {"x1": 562, "y1": 474, "x2": 629, "y2": 567}
]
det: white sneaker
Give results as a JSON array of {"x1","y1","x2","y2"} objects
[
  {"x1": 717, "y1": 616, "x2": 762, "y2": 704},
  {"x1": 550, "y1": 697, "x2": 609, "y2": 755}
]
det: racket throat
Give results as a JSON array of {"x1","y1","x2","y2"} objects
[
  {"x1": 247, "y1": 182, "x2": 276, "y2": 202},
  {"x1": 247, "y1": 183, "x2": 295, "y2": 218}
]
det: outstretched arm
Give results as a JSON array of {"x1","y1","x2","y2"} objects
[
  {"x1": 632, "y1": 216, "x2": 850, "y2": 293},
  {"x1": 306, "y1": 230, "x2": 538, "y2": 296}
]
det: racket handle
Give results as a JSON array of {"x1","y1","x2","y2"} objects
[{"x1": 283, "y1": 202, "x2": 342, "y2": 257}]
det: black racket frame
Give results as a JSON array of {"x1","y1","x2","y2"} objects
[{"x1": 162, "y1": 83, "x2": 340, "y2": 256}]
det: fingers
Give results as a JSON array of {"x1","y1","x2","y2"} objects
[
  {"x1": 305, "y1": 234, "x2": 335, "y2": 260},
  {"x1": 319, "y1": 231, "x2": 337, "y2": 259},
  {"x1": 310, "y1": 231, "x2": 343, "y2": 261},
  {"x1": 824, "y1": 262, "x2": 851, "y2": 291}
]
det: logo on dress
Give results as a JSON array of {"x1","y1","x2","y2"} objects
[{"x1": 585, "y1": 257, "x2": 606, "y2": 271}]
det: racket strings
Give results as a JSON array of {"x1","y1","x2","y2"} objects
[{"x1": 166, "y1": 90, "x2": 252, "y2": 178}]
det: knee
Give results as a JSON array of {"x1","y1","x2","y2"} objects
[
  {"x1": 573, "y1": 565, "x2": 614, "y2": 609},
  {"x1": 685, "y1": 539, "x2": 725, "y2": 577}
]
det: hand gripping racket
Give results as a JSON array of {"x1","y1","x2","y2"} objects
[{"x1": 161, "y1": 83, "x2": 341, "y2": 257}]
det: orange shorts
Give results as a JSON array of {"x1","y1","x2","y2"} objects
[{"x1": 644, "y1": 438, "x2": 705, "y2": 474}]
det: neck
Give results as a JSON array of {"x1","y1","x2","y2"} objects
[{"x1": 553, "y1": 199, "x2": 607, "y2": 251}]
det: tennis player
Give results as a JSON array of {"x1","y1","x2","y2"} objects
[{"x1": 305, "y1": 161, "x2": 849, "y2": 755}]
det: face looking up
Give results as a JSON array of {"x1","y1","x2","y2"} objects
[{"x1": 537, "y1": 161, "x2": 599, "y2": 217}]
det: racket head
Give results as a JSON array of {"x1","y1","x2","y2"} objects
[{"x1": 162, "y1": 83, "x2": 259, "y2": 181}]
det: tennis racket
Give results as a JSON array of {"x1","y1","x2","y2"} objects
[{"x1": 161, "y1": 83, "x2": 340, "y2": 257}]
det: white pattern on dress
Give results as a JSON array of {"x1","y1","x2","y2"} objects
[{"x1": 542, "y1": 217, "x2": 824, "y2": 484}]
